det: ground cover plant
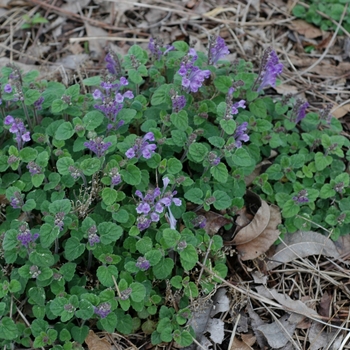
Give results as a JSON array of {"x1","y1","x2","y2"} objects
[{"x1": 0, "y1": 34, "x2": 349, "y2": 349}]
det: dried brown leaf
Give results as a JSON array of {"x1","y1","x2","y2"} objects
[
  {"x1": 232, "y1": 198, "x2": 270, "y2": 245},
  {"x1": 85, "y1": 330, "x2": 112, "y2": 350},
  {"x1": 318, "y1": 292, "x2": 332, "y2": 318},
  {"x1": 266, "y1": 231, "x2": 340, "y2": 271},
  {"x1": 288, "y1": 19, "x2": 322, "y2": 39},
  {"x1": 332, "y1": 103, "x2": 350, "y2": 119},
  {"x1": 308, "y1": 322, "x2": 343, "y2": 350},
  {"x1": 334, "y1": 234, "x2": 350, "y2": 257},
  {"x1": 247, "y1": 304, "x2": 268, "y2": 349},
  {"x1": 203, "y1": 211, "x2": 232, "y2": 236},
  {"x1": 255, "y1": 286, "x2": 320, "y2": 319},
  {"x1": 230, "y1": 337, "x2": 253, "y2": 350},
  {"x1": 257, "y1": 314, "x2": 296, "y2": 349},
  {"x1": 241, "y1": 333, "x2": 256, "y2": 347},
  {"x1": 235, "y1": 205, "x2": 281, "y2": 261},
  {"x1": 244, "y1": 160, "x2": 271, "y2": 186}
]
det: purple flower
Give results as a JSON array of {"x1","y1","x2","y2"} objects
[
  {"x1": 84, "y1": 137, "x2": 112, "y2": 158},
  {"x1": 109, "y1": 167, "x2": 122, "y2": 186},
  {"x1": 105, "y1": 53, "x2": 118, "y2": 75},
  {"x1": 120, "y1": 77, "x2": 128, "y2": 86},
  {"x1": 4, "y1": 116, "x2": 31, "y2": 149},
  {"x1": 17, "y1": 224, "x2": 39, "y2": 247},
  {"x1": 208, "y1": 152, "x2": 221, "y2": 166},
  {"x1": 4, "y1": 115, "x2": 14, "y2": 125},
  {"x1": 10, "y1": 191, "x2": 23, "y2": 209},
  {"x1": 148, "y1": 38, "x2": 174, "y2": 60},
  {"x1": 126, "y1": 132, "x2": 157, "y2": 160},
  {"x1": 255, "y1": 47, "x2": 283, "y2": 92},
  {"x1": 93, "y1": 89, "x2": 103, "y2": 99},
  {"x1": 292, "y1": 100, "x2": 309, "y2": 123},
  {"x1": 192, "y1": 215, "x2": 207, "y2": 229},
  {"x1": 136, "y1": 215, "x2": 152, "y2": 231},
  {"x1": 34, "y1": 96, "x2": 44, "y2": 110},
  {"x1": 234, "y1": 122, "x2": 249, "y2": 148},
  {"x1": 94, "y1": 302, "x2": 111, "y2": 319},
  {"x1": 54, "y1": 212, "x2": 65, "y2": 231},
  {"x1": 208, "y1": 36, "x2": 230, "y2": 65},
  {"x1": 26, "y1": 161, "x2": 42, "y2": 175},
  {"x1": 135, "y1": 256, "x2": 150, "y2": 271},
  {"x1": 293, "y1": 190, "x2": 309, "y2": 204},
  {"x1": 88, "y1": 225, "x2": 100, "y2": 246},
  {"x1": 4, "y1": 84, "x2": 12, "y2": 93},
  {"x1": 178, "y1": 49, "x2": 211, "y2": 93},
  {"x1": 231, "y1": 100, "x2": 246, "y2": 115},
  {"x1": 172, "y1": 95, "x2": 186, "y2": 113}
]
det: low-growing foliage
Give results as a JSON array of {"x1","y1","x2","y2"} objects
[{"x1": 0, "y1": 36, "x2": 348, "y2": 349}]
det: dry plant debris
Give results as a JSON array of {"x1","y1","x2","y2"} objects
[{"x1": 1, "y1": 0, "x2": 350, "y2": 349}]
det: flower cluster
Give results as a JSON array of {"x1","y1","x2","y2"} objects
[
  {"x1": 208, "y1": 36, "x2": 230, "y2": 65},
  {"x1": 234, "y1": 122, "x2": 250, "y2": 148},
  {"x1": 225, "y1": 88, "x2": 246, "y2": 119},
  {"x1": 94, "y1": 302, "x2": 111, "y2": 319},
  {"x1": 148, "y1": 38, "x2": 174, "y2": 60},
  {"x1": 255, "y1": 47, "x2": 283, "y2": 92},
  {"x1": 84, "y1": 137, "x2": 112, "y2": 158},
  {"x1": 26, "y1": 161, "x2": 42, "y2": 175},
  {"x1": 109, "y1": 167, "x2": 121, "y2": 187},
  {"x1": 172, "y1": 94, "x2": 186, "y2": 113},
  {"x1": 88, "y1": 225, "x2": 100, "y2": 247},
  {"x1": 135, "y1": 177, "x2": 182, "y2": 231},
  {"x1": 135, "y1": 256, "x2": 150, "y2": 271},
  {"x1": 208, "y1": 152, "x2": 221, "y2": 166},
  {"x1": 192, "y1": 215, "x2": 207, "y2": 229},
  {"x1": 178, "y1": 49, "x2": 211, "y2": 93},
  {"x1": 293, "y1": 190, "x2": 309, "y2": 204},
  {"x1": 34, "y1": 96, "x2": 44, "y2": 110},
  {"x1": 105, "y1": 51, "x2": 121, "y2": 76},
  {"x1": 4, "y1": 115, "x2": 30, "y2": 149},
  {"x1": 54, "y1": 212, "x2": 65, "y2": 231},
  {"x1": 93, "y1": 76, "x2": 133, "y2": 129},
  {"x1": 17, "y1": 224, "x2": 39, "y2": 247},
  {"x1": 126, "y1": 132, "x2": 157, "y2": 159},
  {"x1": 291, "y1": 99, "x2": 309, "y2": 123},
  {"x1": 10, "y1": 191, "x2": 24, "y2": 209}
]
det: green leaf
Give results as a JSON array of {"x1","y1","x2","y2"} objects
[
  {"x1": 162, "y1": 229, "x2": 181, "y2": 248},
  {"x1": 130, "y1": 282, "x2": 146, "y2": 302},
  {"x1": 136, "y1": 237, "x2": 153, "y2": 254},
  {"x1": 232, "y1": 148, "x2": 252, "y2": 167},
  {"x1": 97, "y1": 265, "x2": 118, "y2": 287},
  {"x1": 64, "y1": 237, "x2": 85, "y2": 261},
  {"x1": 151, "y1": 85, "x2": 171, "y2": 106},
  {"x1": 31, "y1": 174, "x2": 45, "y2": 187},
  {"x1": 71, "y1": 325, "x2": 89, "y2": 344},
  {"x1": 80, "y1": 157, "x2": 101, "y2": 176},
  {"x1": 98, "y1": 222, "x2": 123, "y2": 244},
  {"x1": 214, "y1": 76, "x2": 232, "y2": 93},
  {"x1": 128, "y1": 69, "x2": 143, "y2": 84},
  {"x1": 172, "y1": 41, "x2": 189, "y2": 52},
  {"x1": 210, "y1": 163, "x2": 228, "y2": 183},
  {"x1": 56, "y1": 157, "x2": 74, "y2": 175},
  {"x1": 76, "y1": 300, "x2": 94, "y2": 320},
  {"x1": 145, "y1": 250, "x2": 162, "y2": 265},
  {"x1": 83, "y1": 76, "x2": 101, "y2": 86},
  {"x1": 188, "y1": 143, "x2": 208, "y2": 163},
  {"x1": 314, "y1": 152, "x2": 332, "y2": 171},
  {"x1": 120, "y1": 164, "x2": 141, "y2": 185},
  {"x1": 153, "y1": 258, "x2": 174, "y2": 279},
  {"x1": 22, "y1": 198, "x2": 36, "y2": 211},
  {"x1": 249, "y1": 99, "x2": 267, "y2": 118},
  {"x1": 102, "y1": 188, "x2": 118, "y2": 206},
  {"x1": 29, "y1": 250, "x2": 54, "y2": 267},
  {"x1": 24, "y1": 89, "x2": 41, "y2": 105},
  {"x1": 320, "y1": 184, "x2": 336, "y2": 199},
  {"x1": 28, "y1": 287, "x2": 46, "y2": 306},
  {"x1": 220, "y1": 119, "x2": 236, "y2": 134},
  {"x1": 100, "y1": 312, "x2": 118, "y2": 333},
  {"x1": 83, "y1": 110, "x2": 105, "y2": 130},
  {"x1": 213, "y1": 190, "x2": 231, "y2": 210},
  {"x1": 167, "y1": 158, "x2": 182, "y2": 174},
  {"x1": 170, "y1": 110, "x2": 188, "y2": 131},
  {"x1": 184, "y1": 188, "x2": 203, "y2": 205},
  {"x1": 179, "y1": 245, "x2": 198, "y2": 270},
  {"x1": 3, "y1": 229, "x2": 18, "y2": 250},
  {"x1": 0, "y1": 317, "x2": 18, "y2": 340},
  {"x1": 112, "y1": 209, "x2": 129, "y2": 223},
  {"x1": 49, "y1": 199, "x2": 71, "y2": 214},
  {"x1": 40, "y1": 224, "x2": 59, "y2": 249},
  {"x1": 282, "y1": 199, "x2": 300, "y2": 218},
  {"x1": 208, "y1": 136, "x2": 225, "y2": 148},
  {"x1": 19, "y1": 147, "x2": 38, "y2": 162},
  {"x1": 55, "y1": 122, "x2": 74, "y2": 140},
  {"x1": 51, "y1": 99, "x2": 68, "y2": 114}
]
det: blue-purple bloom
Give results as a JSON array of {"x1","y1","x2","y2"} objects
[
  {"x1": 34, "y1": 96, "x2": 44, "y2": 110},
  {"x1": 88, "y1": 225, "x2": 100, "y2": 246},
  {"x1": 135, "y1": 177, "x2": 182, "y2": 231},
  {"x1": 126, "y1": 132, "x2": 157, "y2": 159},
  {"x1": 94, "y1": 302, "x2": 111, "y2": 318},
  {"x1": 4, "y1": 84, "x2": 12, "y2": 93},
  {"x1": 17, "y1": 224, "x2": 39, "y2": 247},
  {"x1": 231, "y1": 100, "x2": 246, "y2": 115},
  {"x1": 10, "y1": 191, "x2": 24, "y2": 209},
  {"x1": 54, "y1": 212, "x2": 65, "y2": 231},
  {"x1": 27, "y1": 161, "x2": 42, "y2": 175},
  {"x1": 148, "y1": 38, "x2": 174, "y2": 60},
  {"x1": 256, "y1": 47, "x2": 283, "y2": 92},
  {"x1": 135, "y1": 256, "x2": 150, "y2": 271},
  {"x1": 105, "y1": 52, "x2": 120, "y2": 76},
  {"x1": 172, "y1": 94, "x2": 186, "y2": 113},
  {"x1": 234, "y1": 122, "x2": 249, "y2": 148},
  {"x1": 192, "y1": 215, "x2": 207, "y2": 229},
  {"x1": 84, "y1": 137, "x2": 112, "y2": 158},
  {"x1": 178, "y1": 49, "x2": 211, "y2": 93},
  {"x1": 208, "y1": 36, "x2": 230, "y2": 65},
  {"x1": 292, "y1": 100, "x2": 309, "y2": 123},
  {"x1": 293, "y1": 190, "x2": 309, "y2": 204},
  {"x1": 4, "y1": 115, "x2": 31, "y2": 149}
]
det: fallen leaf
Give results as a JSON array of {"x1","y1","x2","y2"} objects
[
  {"x1": 288, "y1": 19, "x2": 322, "y2": 39},
  {"x1": 85, "y1": 330, "x2": 112, "y2": 350},
  {"x1": 210, "y1": 288, "x2": 230, "y2": 317},
  {"x1": 230, "y1": 337, "x2": 253, "y2": 350},
  {"x1": 255, "y1": 285, "x2": 320, "y2": 319},
  {"x1": 274, "y1": 84, "x2": 299, "y2": 95},
  {"x1": 247, "y1": 304, "x2": 268, "y2": 349},
  {"x1": 232, "y1": 193, "x2": 270, "y2": 245},
  {"x1": 244, "y1": 160, "x2": 272, "y2": 186},
  {"x1": 266, "y1": 231, "x2": 341, "y2": 271},
  {"x1": 257, "y1": 314, "x2": 296, "y2": 348},
  {"x1": 202, "y1": 210, "x2": 233, "y2": 236},
  {"x1": 308, "y1": 322, "x2": 343, "y2": 350},
  {"x1": 318, "y1": 292, "x2": 332, "y2": 318},
  {"x1": 332, "y1": 103, "x2": 350, "y2": 119},
  {"x1": 207, "y1": 318, "x2": 225, "y2": 343},
  {"x1": 241, "y1": 333, "x2": 256, "y2": 347},
  {"x1": 334, "y1": 234, "x2": 350, "y2": 257},
  {"x1": 235, "y1": 204, "x2": 281, "y2": 261}
]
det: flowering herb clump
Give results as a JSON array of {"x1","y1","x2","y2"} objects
[{"x1": 0, "y1": 35, "x2": 347, "y2": 349}]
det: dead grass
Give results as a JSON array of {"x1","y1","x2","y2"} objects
[{"x1": 1, "y1": 0, "x2": 350, "y2": 349}]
